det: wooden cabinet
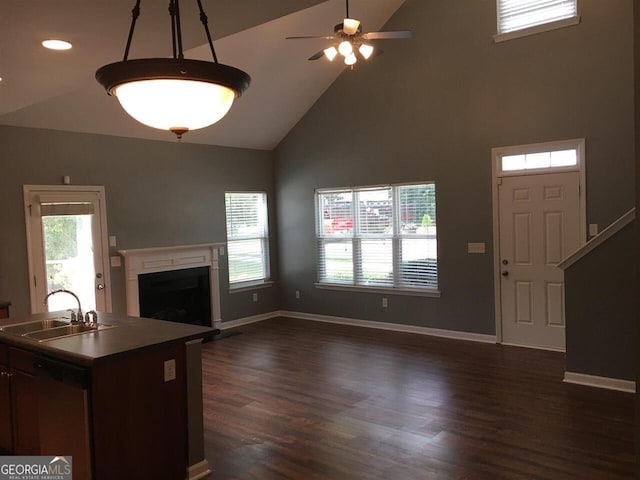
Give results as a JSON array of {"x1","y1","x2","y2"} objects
[
  {"x1": 4, "y1": 348, "x2": 40, "y2": 455},
  {"x1": 0, "y1": 364, "x2": 12, "y2": 451}
]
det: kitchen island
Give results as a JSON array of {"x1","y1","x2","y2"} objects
[{"x1": 0, "y1": 311, "x2": 213, "y2": 480}]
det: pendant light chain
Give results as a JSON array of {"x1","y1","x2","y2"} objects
[
  {"x1": 346, "y1": 0, "x2": 349, "y2": 18},
  {"x1": 123, "y1": 0, "x2": 141, "y2": 61},
  {"x1": 197, "y1": 0, "x2": 219, "y2": 63}
]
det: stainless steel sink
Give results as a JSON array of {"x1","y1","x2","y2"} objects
[
  {"x1": 0, "y1": 318, "x2": 70, "y2": 335},
  {"x1": 26, "y1": 323, "x2": 115, "y2": 342},
  {"x1": 0, "y1": 317, "x2": 115, "y2": 342}
]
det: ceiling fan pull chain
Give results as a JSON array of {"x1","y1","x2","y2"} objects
[
  {"x1": 122, "y1": 0, "x2": 141, "y2": 61},
  {"x1": 196, "y1": 0, "x2": 219, "y2": 63},
  {"x1": 346, "y1": 0, "x2": 349, "y2": 18}
]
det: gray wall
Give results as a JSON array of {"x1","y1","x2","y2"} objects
[
  {"x1": 274, "y1": 0, "x2": 635, "y2": 335},
  {"x1": 564, "y1": 222, "x2": 636, "y2": 381},
  {"x1": 0, "y1": 125, "x2": 279, "y2": 322}
]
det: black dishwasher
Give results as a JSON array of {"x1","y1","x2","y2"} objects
[{"x1": 35, "y1": 356, "x2": 93, "y2": 479}]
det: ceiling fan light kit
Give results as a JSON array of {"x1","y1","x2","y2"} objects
[
  {"x1": 286, "y1": 0, "x2": 412, "y2": 68},
  {"x1": 95, "y1": 0, "x2": 250, "y2": 140}
]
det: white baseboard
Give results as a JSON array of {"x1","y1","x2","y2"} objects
[
  {"x1": 186, "y1": 460, "x2": 211, "y2": 480},
  {"x1": 279, "y1": 310, "x2": 497, "y2": 344},
  {"x1": 219, "y1": 310, "x2": 496, "y2": 344},
  {"x1": 220, "y1": 311, "x2": 280, "y2": 329},
  {"x1": 563, "y1": 371, "x2": 636, "y2": 393}
]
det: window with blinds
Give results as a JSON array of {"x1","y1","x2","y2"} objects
[
  {"x1": 496, "y1": 0, "x2": 578, "y2": 38},
  {"x1": 225, "y1": 192, "x2": 270, "y2": 286},
  {"x1": 316, "y1": 183, "x2": 438, "y2": 291}
]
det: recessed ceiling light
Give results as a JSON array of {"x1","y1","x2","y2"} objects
[{"x1": 42, "y1": 40, "x2": 72, "y2": 51}]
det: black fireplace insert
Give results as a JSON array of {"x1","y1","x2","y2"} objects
[{"x1": 138, "y1": 266, "x2": 212, "y2": 327}]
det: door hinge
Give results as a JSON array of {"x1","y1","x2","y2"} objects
[
  {"x1": 33, "y1": 275, "x2": 37, "y2": 287},
  {"x1": 497, "y1": 177, "x2": 503, "y2": 186},
  {"x1": 28, "y1": 204, "x2": 32, "y2": 216}
]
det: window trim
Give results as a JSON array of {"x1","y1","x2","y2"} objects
[
  {"x1": 315, "y1": 181, "x2": 439, "y2": 293},
  {"x1": 224, "y1": 191, "x2": 271, "y2": 287},
  {"x1": 493, "y1": 138, "x2": 584, "y2": 177},
  {"x1": 494, "y1": 15, "x2": 580, "y2": 43}
]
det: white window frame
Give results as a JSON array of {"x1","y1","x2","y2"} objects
[
  {"x1": 315, "y1": 182, "x2": 440, "y2": 298},
  {"x1": 494, "y1": 0, "x2": 580, "y2": 43},
  {"x1": 224, "y1": 191, "x2": 272, "y2": 292}
]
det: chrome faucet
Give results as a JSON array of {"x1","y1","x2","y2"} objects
[
  {"x1": 44, "y1": 289, "x2": 83, "y2": 324},
  {"x1": 85, "y1": 310, "x2": 98, "y2": 327}
]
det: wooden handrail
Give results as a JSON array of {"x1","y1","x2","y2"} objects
[{"x1": 558, "y1": 208, "x2": 635, "y2": 270}]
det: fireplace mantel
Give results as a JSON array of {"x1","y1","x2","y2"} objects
[{"x1": 119, "y1": 243, "x2": 223, "y2": 328}]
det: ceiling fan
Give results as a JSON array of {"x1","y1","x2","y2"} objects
[{"x1": 286, "y1": 0, "x2": 412, "y2": 67}]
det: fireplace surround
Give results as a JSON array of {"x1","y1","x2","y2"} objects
[{"x1": 118, "y1": 243, "x2": 223, "y2": 329}]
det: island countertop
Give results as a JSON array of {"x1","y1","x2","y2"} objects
[{"x1": 0, "y1": 311, "x2": 213, "y2": 367}]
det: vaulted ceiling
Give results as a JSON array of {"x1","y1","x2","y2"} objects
[{"x1": 0, "y1": 0, "x2": 405, "y2": 150}]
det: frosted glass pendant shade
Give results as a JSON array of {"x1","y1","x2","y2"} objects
[
  {"x1": 96, "y1": 58, "x2": 250, "y2": 139},
  {"x1": 114, "y1": 79, "x2": 235, "y2": 131}
]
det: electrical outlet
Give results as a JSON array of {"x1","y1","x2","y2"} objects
[
  {"x1": 109, "y1": 235, "x2": 117, "y2": 247},
  {"x1": 589, "y1": 224, "x2": 598, "y2": 236},
  {"x1": 252, "y1": 293, "x2": 258, "y2": 302},
  {"x1": 110, "y1": 256, "x2": 121, "y2": 268},
  {"x1": 164, "y1": 359, "x2": 176, "y2": 382},
  {"x1": 382, "y1": 298, "x2": 388, "y2": 308},
  {"x1": 295, "y1": 290, "x2": 300, "y2": 299}
]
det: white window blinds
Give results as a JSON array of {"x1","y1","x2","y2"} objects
[
  {"x1": 225, "y1": 192, "x2": 270, "y2": 285},
  {"x1": 316, "y1": 183, "x2": 438, "y2": 291},
  {"x1": 497, "y1": 0, "x2": 577, "y2": 34}
]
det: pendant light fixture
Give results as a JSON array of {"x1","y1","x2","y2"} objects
[{"x1": 96, "y1": 0, "x2": 250, "y2": 140}]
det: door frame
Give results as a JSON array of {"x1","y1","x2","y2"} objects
[
  {"x1": 491, "y1": 139, "x2": 587, "y2": 346},
  {"x1": 23, "y1": 185, "x2": 113, "y2": 314}
]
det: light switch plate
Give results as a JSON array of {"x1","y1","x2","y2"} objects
[
  {"x1": 468, "y1": 242, "x2": 486, "y2": 254},
  {"x1": 164, "y1": 359, "x2": 176, "y2": 382},
  {"x1": 589, "y1": 224, "x2": 598, "y2": 236},
  {"x1": 110, "y1": 256, "x2": 121, "y2": 268},
  {"x1": 109, "y1": 235, "x2": 117, "y2": 247}
]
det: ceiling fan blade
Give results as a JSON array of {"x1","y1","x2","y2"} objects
[
  {"x1": 361, "y1": 31, "x2": 412, "y2": 40},
  {"x1": 308, "y1": 50, "x2": 326, "y2": 61},
  {"x1": 286, "y1": 35, "x2": 336, "y2": 40}
]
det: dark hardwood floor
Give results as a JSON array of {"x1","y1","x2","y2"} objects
[{"x1": 201, "y1": 317, "x2": 635, "y2": 479}]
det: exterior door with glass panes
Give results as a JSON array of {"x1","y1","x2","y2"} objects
[{"x1": 24, "y1": 186, "x2": 112, "y2": 314}]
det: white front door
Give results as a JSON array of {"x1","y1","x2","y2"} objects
[
  {"x1": 24, "y1": 186, "x2": 112, "y2": 314},
  {"x1": 498, "y1": 172, "x2": 580, "y2": 351}
]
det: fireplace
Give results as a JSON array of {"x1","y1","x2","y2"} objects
[
  {"x1": 139, "y1": 266, "x2": 211, "y2": 327},
  {"x1": 118, "y1": 243, "x2": 223, "y2": 330}
]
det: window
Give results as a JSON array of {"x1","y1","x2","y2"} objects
[
  {"x1": 495, "y1": 138, "x2": 583, "y2": 176},
  {"x1": 225, "y1": 192, "x2": 270, "y2": 287},
  {"x1": 495, "y1": 0, "x2": 579, "y2": 42},
  {"x1": 315, "y1": 183, "x2": 438, "y2": 293}
]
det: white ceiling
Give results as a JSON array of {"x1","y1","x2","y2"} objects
[{"x1": 0, "y1": 0, "x2": 405, "y2": 150}]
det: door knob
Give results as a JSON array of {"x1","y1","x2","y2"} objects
[
  {"x1": 501, "y1": 271, "x2": 509, "y2": 277},
  {"x1": 97, "y1": 284, "x2": 105, "y2": 290}
]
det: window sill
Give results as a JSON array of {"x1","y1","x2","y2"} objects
[
  {"x1": 229, "y1": 280, "x2": 274, "y2": 294},
  {"x1": 315, "y1": 283, "x2": 441, "y2": 298},
  {"x1": 493, "y1": 15, "x2": 580, "y2": 43}
]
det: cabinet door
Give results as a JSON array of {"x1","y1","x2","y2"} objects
[
  {"x1": 11, "y1": 370, "x2": 40, "y2": 454},
  {"x1": 0, "y1": 366, "x2": 12, "y2": 451}
]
